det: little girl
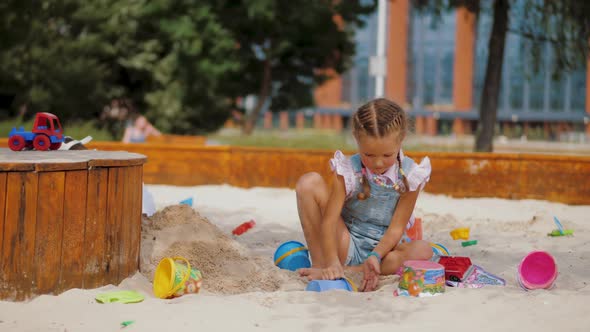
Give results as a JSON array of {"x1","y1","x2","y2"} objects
[
  {"x1": 296, "y1": 98, "x2": 433, "y2": 292},
  {"x1": 122, "y1": 115, "x2": 162, "y2": 143}
]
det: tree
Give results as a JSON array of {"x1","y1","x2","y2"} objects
[
  {"x1": 0, "y1": 0, "x2": 242, "y2": 136},
  {"x1": 475, "y1": 0, "x2": 507, "y2": 152},
  {"x1": 64, "y1": 0, "x2": 243, "y2": 135},
  {"x1": 0, "y1": 0, "x2": 117, "y2": 121},
  {"x1": 416, "y1": 0, "x2": 590, "y2": 151},
  {"x1": 212, "y1": 0, "x2": 377, "y2": 134},
  {"x1": 1, "y1": 1, "x2": 378, "y2": 136},
  {"x1": 126, "y1": 1, "x2": 242, "y2": 134}
]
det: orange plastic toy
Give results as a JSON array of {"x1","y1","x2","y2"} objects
[{"x1": 407, "y1": 217, "x2": 423, "y2": 241}]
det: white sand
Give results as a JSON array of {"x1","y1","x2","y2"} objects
[{"x1": 1, "y1": 184, "x2": 589, "y2": 332}]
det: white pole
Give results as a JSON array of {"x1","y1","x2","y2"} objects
[{"x1": 375, "y1": 0, "x2": 387, "y2": 97}]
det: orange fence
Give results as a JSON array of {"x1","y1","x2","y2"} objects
[
  {"x1": 146, "y1": 134, "x2": 207, "y2": 145},
  {"x1": 84, "y1": 142, "x2": 590, "y2": 205},
  {"x1": 2, "y1": 140, "x2": 589, "y2": 204}
]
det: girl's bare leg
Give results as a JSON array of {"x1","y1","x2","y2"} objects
[
  {"x1": 380, "y1": 240, "x2": 433, "y2": 275},
  {"x1": 296, "y1": 172, "x2": 349, "y2": 268}
]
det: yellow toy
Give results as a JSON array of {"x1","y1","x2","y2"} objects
[
  {"x1": 153, "y1": 256, "x2": 203, "y2": 299},
  {"x1": 450, "y1": 227, "x2": 470, "y2": 240}
]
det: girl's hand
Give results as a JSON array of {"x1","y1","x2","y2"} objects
[
  {"x1": 360, "y1": 256, "x2": 381, "y2": 292},
  {"x1": 298, "y1": 262, "x2": 344, "y2": 281}
]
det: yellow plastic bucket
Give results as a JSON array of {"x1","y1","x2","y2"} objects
[{"x1": 153, "y1": 256, "x2": 203, "y2": 299}]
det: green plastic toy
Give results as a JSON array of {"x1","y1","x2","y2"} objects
[
  {"x1": 95, "y1": 290, "x2": 144, "y2": 304},
  {"x1": 549, "y1": 216, "x2": 574, "y2": 237},
  {"x1": 121, "y1": 321, "x2": 135, "y2": 328},
  {"x1": 547, "y1": 229, "x2": 574, "y2": 237},
  {"x1": 461, "y1": 240, "x2": 478, "y2": 247}
]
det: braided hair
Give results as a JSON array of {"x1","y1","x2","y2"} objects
[{"x1": 352, "y1": 98, "x2": 409, "y2": 200}]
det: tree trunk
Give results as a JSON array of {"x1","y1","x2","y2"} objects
[
  {"x1": 474, "y1": 0, "x2": 509, "y2": 152},
  {"x1": 242, "y1": 58, "x2": 272, "y2": 135}
]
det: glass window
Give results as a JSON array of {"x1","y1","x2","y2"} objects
[
  {"x1": 409, "y1": 8, "x2": 456, "y2": 108},
  {"x1": 474, "y1": 4, "x2": 586, "y2": 114}
]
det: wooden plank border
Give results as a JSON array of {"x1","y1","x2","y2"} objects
[{"x1": 85, "y1": 142, "x2": 590, "y2": 205}]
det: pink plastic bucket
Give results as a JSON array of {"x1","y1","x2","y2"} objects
[{"x1": 518, "y1": 251, "x2": 557, "y2": 290}]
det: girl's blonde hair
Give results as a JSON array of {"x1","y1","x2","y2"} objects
[{"x1": 351, "y1": 98, "x2": 409, "y2": 200}]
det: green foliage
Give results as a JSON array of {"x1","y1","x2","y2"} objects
[
  {"x1": 61, "y1": 120, "x2": 115, "y2": 141},
  {"x1": 0, "y1": 0, "x2": 116, "y2": 120},
  {"x1": 209, "y1": 129, "x2": 358, "y2": 150},
  {"x1": 0, "y1": 0, "x2": 241, "y2": 134},
  {"x1": 0, "y1": 0, "x2": 377, "y2": 135},
  {"x1": 133, "y1": 1, "x2": 242, "y2": 134},
  {"x1": 75, "y1": 0, "x2": 242, "y2": 134},
  {"x1": 212, "y1": 0, "x2": 377, "y2": 132}
]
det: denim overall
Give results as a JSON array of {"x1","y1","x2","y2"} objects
[{"x1": 342, "y1": 154, "x2": 415, "y2": 266}]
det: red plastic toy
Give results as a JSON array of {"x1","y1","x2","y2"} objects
[
  {"x1": 437, "y1": 256, "x2": 473, "y2": 282},
  {"x1": 232, "y1": 220, "x2": 256, "y2": 236},
  {"x1": 8, "y1": 112, "x2": 64, "y2": 151}
]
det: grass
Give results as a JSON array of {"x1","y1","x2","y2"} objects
[
  {"x1": 208, "y1": 129, "x2": 478, "y2": 152},
  {"x1": 208, "y1": 129, "x2": 359, "y2": 151},
  {"x1": 209, "y1": 128, "x2": 590, "y2": 155},
  {"x1": 1, "y1": 117, "x2": 115, "y2": 141}
]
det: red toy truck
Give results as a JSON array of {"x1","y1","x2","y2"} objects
[{"x1": 8, "y1": 112, "x2": 64, "y2": 151}]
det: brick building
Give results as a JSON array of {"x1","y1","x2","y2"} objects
[{"x1": 313, "y1": 1, "x2": 589, "y2": 138}]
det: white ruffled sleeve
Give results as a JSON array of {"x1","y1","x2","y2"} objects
[
  {"x1": 405, "y1": 156, "x2": 432, "y2": 192},
  {"x1": 329, "y1": 150, "x2": 357, "y2": 198}
]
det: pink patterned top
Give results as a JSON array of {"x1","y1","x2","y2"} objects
[{"x1": 329, "y1": 149, "x2": 432, "y2": 199}]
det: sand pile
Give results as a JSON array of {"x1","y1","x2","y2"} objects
[{"x1": 140, "y1": 205, "x2": 305, "y2": 295}]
